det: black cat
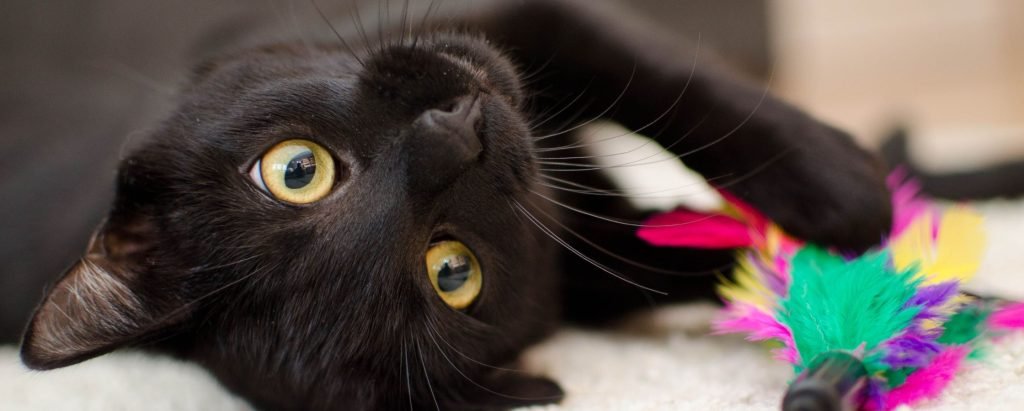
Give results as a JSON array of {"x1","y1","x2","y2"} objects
[{"x1": 11, "y1": 1, "x2": 891, "y2": 410}]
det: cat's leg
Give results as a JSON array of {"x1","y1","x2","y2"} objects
[{"x1": 472, "y1": 0, "x2": 892, "y2": 253}]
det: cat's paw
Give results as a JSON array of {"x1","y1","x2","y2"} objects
[
  {"x1": 445, "y1": 371, "x2": 564, "y2": 411},
  {"x1": 730, "y1": 128, "x2": 892, "y2": 253}
]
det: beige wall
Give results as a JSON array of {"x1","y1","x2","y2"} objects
[{"x1": 770, "y1": 0, "x2": 1024, "y2": 168}]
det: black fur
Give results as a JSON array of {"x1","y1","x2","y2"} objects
[{"x1": 11, "y1": 1, "x2": 891, "y2": 410}]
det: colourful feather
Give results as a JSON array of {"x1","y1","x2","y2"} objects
[
  {"x1": 891, "y1": 207, "x2": 985, "y2": 285},
  {"x1": 636, "y1": 209, "x2": 753, "y2": 249},
  {"x1": 880, "y1": 346, "x2": 969, "y2": 410},
  {"x1": 780, "y1": 247, "x2": 923, "y2": 374},
  {"x1": 989, "y1": 302, "x2": 1024, "y2": 331},
  {"x1": 887, "y1": 168, "x2": 932, "y2": 237},
  {"x1": 647, "y1": 173, "x2": 1015, "y2": 410}
]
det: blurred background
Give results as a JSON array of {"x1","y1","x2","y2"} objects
[{"x1": 621, "y1": 0, "x2": 1023, "y2": 169}]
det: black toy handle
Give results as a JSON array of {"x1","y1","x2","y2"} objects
[{"x1": 782, "y1": 351, "x2": 868, "y2": 411}]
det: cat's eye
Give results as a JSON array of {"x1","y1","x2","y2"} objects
[
  {"x1": 425, "y1": 241, "x2": 483, "y2": 310},
  {"x1": 249, "y1": 139, "x2": 335, "y2": 204}
]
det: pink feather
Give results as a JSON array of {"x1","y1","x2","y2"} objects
[
  {"x1": 990, "y1": 303, "x2": 1024, "y2": 330},
  {"x1": 717, "y1": 190, "x2": 771, "y2": 235},
  {"x1": 882, "y1": 346, "x2": 968, "y2": 410},
  {"x1": 887, "y1": 168, "x2": 932, "y2": 238},
  {"x1": 637, "y1": 209, "x2": 753, "y2": 249},
  {"x1": 713, "y1": 303, "x2": 799, "y2": 364}
]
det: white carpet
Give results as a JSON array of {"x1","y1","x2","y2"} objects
[{"x1": 2, "y1": 199, "x2": 1023, "y2": 410}]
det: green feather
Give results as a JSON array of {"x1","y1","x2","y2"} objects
[
  {"x1": 777, "y1": 247, "x2": 923, "y2": 373},
  {"x1": 937, "y1": 303, "x2": 991, "y2": 345},
  {"x1": 885, "y1": 367, "x2": 914, "y2": 388}
]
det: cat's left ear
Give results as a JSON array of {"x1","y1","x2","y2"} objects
[{"x1": 21, "y1": 209, "x2": 187, "y2": 370}]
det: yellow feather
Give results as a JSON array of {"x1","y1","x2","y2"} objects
[
  {"x1": 719, "y1": 258, "x2": 775, "y2": 311},
  {"x1": 891, "y1": 207, "x2": 985, "y2": 284},
  {"x1": 892, "y1": 211, "x2": 935, "y2": 274},
  {"x1": 929, "y1": 207, "x2": 985, "y2": 283}
]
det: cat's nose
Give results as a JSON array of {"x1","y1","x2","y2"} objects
[
  {"x1": 405, "y1": 94, "x2": 484, "y2": 194},
  {"x1": 418, "y1": 94, "x2": 483, "y2": 154}
]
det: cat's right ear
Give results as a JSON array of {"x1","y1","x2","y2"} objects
[{"x1": 20, "y1": 208, "x2": 188, "y2": 370}]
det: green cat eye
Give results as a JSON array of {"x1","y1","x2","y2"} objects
[
  {"x1": 249, "y1": 139, "x2": 335, "y2": 204},
  {"x1": 425, "y1": 241, "x2": 483, "y2": 310}
]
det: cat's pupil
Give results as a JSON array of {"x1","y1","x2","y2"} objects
[
  {"x1": 284, "y1": 150, "x2": 316, "y2": 189},
  {"x1": 437, "y1": 255, "x2": 471, "y2": 292}
]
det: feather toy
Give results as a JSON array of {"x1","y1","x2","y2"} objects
[{"x1": 637, "y1": 172, "x2": 1024, "y2": 411}]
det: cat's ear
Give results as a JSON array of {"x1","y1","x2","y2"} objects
[
  {"x1": 448, "y1": 371, "x2": 564, "y2": 410},
  {"x1": 21, "y1": 210, "x2": 186, "y2": 370}
]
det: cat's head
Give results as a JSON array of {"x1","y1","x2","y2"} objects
[{"x1": 21, "y1": 35, "x2": 564, "y2": 410}]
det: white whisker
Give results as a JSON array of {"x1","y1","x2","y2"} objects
[{"x1": 510, "y1": 200, "x2": 666, "y2": 295}]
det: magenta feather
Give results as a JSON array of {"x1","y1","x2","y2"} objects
[
  {"x1": 879, "y1": 346, "x2": 968, "y2": 410},
  {"x1": 712, "y1": 302, "x2": 799, "y2": 364},
  {"x1": 636, "y1": 209, "x2": 753, "y2": 249},
  {"x1": 990, "y1": 303, "x2": 1024, "y2": 330},
  {"x1": 887, "y1": 168, "x2": 932, "y2": 237}
]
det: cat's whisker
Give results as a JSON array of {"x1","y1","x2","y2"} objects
[
  {"x1": 411, "y1": 0, "x2": 439, "y2": 49},
  {"x1": 532, "y1": 34, "x2": 703, "y2": 155},
  {"x1": 403, "y1": 336, "x2": 414, "y2": 411},
  {"x1": 376, "y1": 0, "x2": 386, "y2": 53},
  {"x1": 533, "y1": 112, "x2": 710, "y2": 164},
  {"x1": 527, "y1": 189, "x2": 710, "y2": 228},
  {"x1": 531, "y1": 62, "x2": 637, "y2": 142},
  {"x1": 349, "y1": 0, "x2": 374, "y2": 60},
  {"x1": 415, "y1": 339, "x2": 441, "y2": 411},
  {"x1": 537, "y1": 172, "x2": 732, "y2": 198},
  {"x1": 536, "y1": 146, "x2": 792, "y2": 202},
  {"x1": 523, "y1": 198, "x2": 726, "y2": 276},
  {"x1": 534, "y1": 160, "x2": 601, "y2": 168},
  {"x1": 128, "y1": 261, "x2": 282, "y2": 349},
  {"x1": 509, "y1": 200, "x2": 666, "y2": 295},
  {"x1": 187, "y1": 253, "x2": 264, "y2": 274},
  {"x1": 533, "y1": 133, "x2": 652, "y2": 161},
  {"x1": 535, "y1": 121, "x2": 758, "y2": 172},
  {"x1": 527, "y1": 77, "x2": 595, "y2": 132},
  {"x1": 87, "y1": 60, "x2": 175, "y2": 97},
  {"x1": 424, "y1": 325, "x2": 562, "y2": 401},
  {"x1": 534, "y1": 147, "x2": 794, "y2": 229},
  {"x1": 516, "y1": 46, "x2": 567, "y2": 91},
  {"x1": 528, "y1": 94, "x2": 598, "y2": 144},
  {"x1": 310, "y1": 0, "x2": 365, "y2": 67},
  {"x1": 399, "y1": 0, "x2": 411, "y2": 46},
  {"x1": 424, "y1": 319, "x2": 526, "y2": 373},
  {"x1": 534, "y1": 149, "x2": 791, "y2": 225},
  {"x1": 663, "y1": 64, "x2": 777, "y2": 161}
]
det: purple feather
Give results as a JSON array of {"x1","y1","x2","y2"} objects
[
  {"x1": 882, "y1": 331, "x2": 943, "y2": 368},
  {"x1": 879, "y1": 282, "x2": 958, "y2": 368},
  {"x1": 906, "y1": 282, "x2": 959, "y2": 310},
  {"x1": 906, "y1": 281, "x2": 960, "y2": 322},
  {"x1": 748, "y1": 252, "x2": 788, "y2": 296},
  {"x1": 865, "y1": 377, "x2": 889, "y2": 411}
]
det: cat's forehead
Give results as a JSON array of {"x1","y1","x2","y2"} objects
[
  {"x1": 188, "y1": 34, "x2": 519, "y2": 106},
  {"x1": 164, "y1": 35, "x2": 525, "y2": 168}
]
